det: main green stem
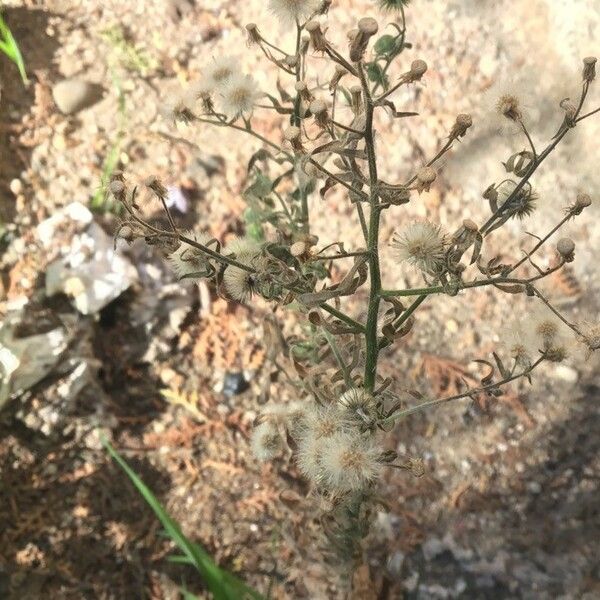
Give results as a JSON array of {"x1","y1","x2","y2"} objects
[{"x1": 359, "y1": 63, "x2": 382, "y2": 393}]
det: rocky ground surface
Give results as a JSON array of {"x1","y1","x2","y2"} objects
[{"x1": 1, "y1": 0, "x2": 599, "y2": 598}]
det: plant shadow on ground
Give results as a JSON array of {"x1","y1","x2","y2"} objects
[{"x1": 388, "y1": 379, "x2": 600, "y2": 599}]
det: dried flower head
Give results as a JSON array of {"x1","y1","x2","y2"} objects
[
  {"x1": 578, "y1": 322, "x2": 600, "y2": 357},
  {"x1": 220, "y1": 74, "x2": 261, "y2": 117},
  {"x1": 497, "y1": 180, "x2": 538, "y2": 219},
  {"x1": 449, "y1": 113, "x2": 473, "y2": 139},
  {"x1": 524, "y1": 304, "x2": 575, "y2": 362},
  {"x1": 320, "y1": 431, "x2": 382, "y2": 492},
  {"x1": 391, "y1": 221, "x2": 447, "y2": 274},
  {"x1": 502, "y1": 326, "x2": 533, "y2": 369},
  {"x1": 415, "y1": 166, "x2": 437, "y2": 193},
  {"x1": 251, "y1": 421, "x2": 283, "y2": 461},
  {"x1": 162, "y1": 95, "x2": 196, "y2": 125},
  {"x1": 485, "y1": 77, "x2": 532, "y2": 135},
  {"x1": 268, "y1": 0, "x2": 321, "y2": 25},
  {"x1": 168, "y1": 231, "x2": 214, "y2": 280},
  {"x1": 582, "y1": 56, "x2": 597, "y2": 83},
  {"x1": 338, "y1": 388, "x2": 377, "y2": 425},
  {"x1": 556, "y1": 237, "x2": 575, "y2": 261}
]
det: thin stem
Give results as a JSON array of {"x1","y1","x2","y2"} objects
[
  {"x1": 507, "y1": 213, "x2": 572, "y2": 275},
  {"x1": 404, "y1": 138, "x2": 454, "y2": 186},
  {"x1": 355, "y1": 202, "x2": 369, "y2": 243},
  {"x1": 576, "y1": 105, "x2": 600, "y2": 122},
  {"x1": 529, "y1": 285, "x2": 583, "y2": 336},
  {"x1": 519, "y1": 118, "x2": 538, "y2": 161},
  {"x1": 358, "y1": 62, "x2": 382, "y2": 392},
  {"x1": 331, "y1": 118, "x2": 365, "y2": 136},
  {"x1": 311, "y1": 250, "x2": 369, "y2": 261},
  {"x1": 195, "y1": 117, "x2": 292, "y2": 159},
  {"x1": 382, "y1": 356, "x2": 545, "y2": 425},
  {"x1": 380, "y1": 263, "x2": 565, "y2": 298},
  {"x1": 320, "y1": 303, "x2": 366, "y2": 333}
]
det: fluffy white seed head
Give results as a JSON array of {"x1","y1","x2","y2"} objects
[
  {"x1": 251, "y1": 421, "x2": 283, "y2": 461},
  {"x1": 296, "y1": 433, "x2": 326, "y2": 484},
  {"x1": 320, "y1": 431, "x2": 382, "y2": 492},
  {"x1": 268, "y1": 0, "x2": 321, "y2": 25},
  {"x1": 484, "y1": 77, "x2": 533, "y2": 135},
  {"x1": 303, "y1": 403, "x2": 350, "y2": 439},
  {"x1": 222, "y1": 238, "x2": 265, "y2": 302},
  {"x1": 390, "y1": 221, "x2": 447, "y2": 274},
  {"x1": 523, "y1": 304, "x2": 575, "y2": 362},
  {"x1": 203, "y1": 57, "x2": 239, "y2": 90},
  {"x1": 219, "y1": 74, "x2": 261, "y2": 117},
  {"x1": 502, "y1": 326, "x2": 533, "y2": 369},
  {"x1": 168, "y1": 231, "x2": 213, "y2": 280},
  {"x1": 338, "y1": 388, "x2": 377, "y2": 424}
]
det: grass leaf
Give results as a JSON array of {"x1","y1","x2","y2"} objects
[
  {"x1": 0, "y1": 13, "x2": 28, "y2": 84},
  {"x1": 102, "y1": 437, "x2": 264, "y2": 600}
]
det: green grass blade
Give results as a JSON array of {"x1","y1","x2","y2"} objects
[
  {"x1": 103, "y1": 438, "x2": 264, "y2": 600},
  {"x1": 0, "y1": 14, "x2": 28, "y2": 84}
]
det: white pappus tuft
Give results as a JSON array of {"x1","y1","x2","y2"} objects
[
  {"x1": 251, "y1": 421, "x2": 283, "y2": 461},
  {"x1": 484, "y1": 76, "x2": 534, "y2": 136},
  {"x1": 168, "y1": 231, "x2": 214, "y2": 280},
  {"x1": 222, "y1": 238, "x2": 266, "y2": 302},
  {"x1": 320, "y1": 431, "x2": 382, "y2": 492},
  {"x1": 390, "y1": 221, "x2": 447, "y2": 274},
  {"x1": 522, "y1": 304, "x2": 576, "y2": 362},
  {"x1": 203, "y1": 57, "x2": 239, "y2": 90},
  {"x1": 219, "y1": 74, "x2": 261, "y2": 118},
  {"x1": 268, "y1": 0, "x2": 321, "y2": 26}
]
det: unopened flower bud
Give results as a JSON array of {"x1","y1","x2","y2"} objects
[
  {"x1": 450, "y1": 113, "x2": 473, "y2": 139},
  {"x1": 300, "y1": 34, "x2": 310, "y2": 56},
  {"x1": 576, "y1": 192, "x2": 592, "y2": 209},
  {"x1": 309, "y1": 99, "x2": 329, "y2": 128},
  {"x1": 410, "y1": 59, "x2": 428, "y2": 78},
  {"x1": 144, "y1": 175, "x2": 167, "y2": 198},
  {"x1": 284, "y1": 54, "x2": 298, "y2": 68},
  {"x1": 560, "y1": 98, "x2": 577, "y2": 125},
  {"x1": 583, "y1": 56, "x2": 597, "y2": 82},
  {"x1": 349, "y1": 17, "x2": 378, "y2": 62},
  {"x1": 415, "y1": 166, "x2": 437, "y2": 192},
  {"x1": 109, "y1": 179, "x2": 126, "y2": 201},
  {"x1": 295, "y1": 81, "x2": 313, "y2": 102},
  {"x1": 284, "y1": 125, "x2": 303, "y2": 152},
  {"x1": 557, "y1": 237, "x2": 575, "y2": 261},
  {"x1": 119, "y1": 225, "x2": 135, "y2": 243},
  {"x1": 350, "y1": 85, "x2": 363, "y2": 113},
  {"x1": 305, "y1": 20, "x2": 328, "y2": 52},
  {"x1": 245, "y1": 23, "x2": 261, "y2": 45},
  {"x1": 290, "y1": 241, "x2": 307, "y2": 257}
]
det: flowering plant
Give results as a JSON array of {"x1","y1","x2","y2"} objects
[{"x1": 111, "y1": 0, "x2": 599, "y2": 561}]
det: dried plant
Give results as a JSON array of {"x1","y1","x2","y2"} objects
[{"x1": 111, "y1": 0, "x2": 599, "y2": 566}]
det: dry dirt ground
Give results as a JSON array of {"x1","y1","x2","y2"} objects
[{"x1": 1, "y1": 1, "x2": 599, "y2": 599}]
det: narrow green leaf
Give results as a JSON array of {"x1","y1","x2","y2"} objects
[
  {"x1": 102, "y1": 437, "x2": 264, "y2": 600},
  {"x1": 0, "y1": 14, "x2": 28, "y2": 84}
]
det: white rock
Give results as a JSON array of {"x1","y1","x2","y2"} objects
[
  {"x1": 52, "y1": 79, "x2": 103, "y2": 114},
  {"x1": 0, "y1": 311, "x2": 72, "y2": 408},
  {"x1": 38, "y1": 202, "x2": 137, "y2": 315}
]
